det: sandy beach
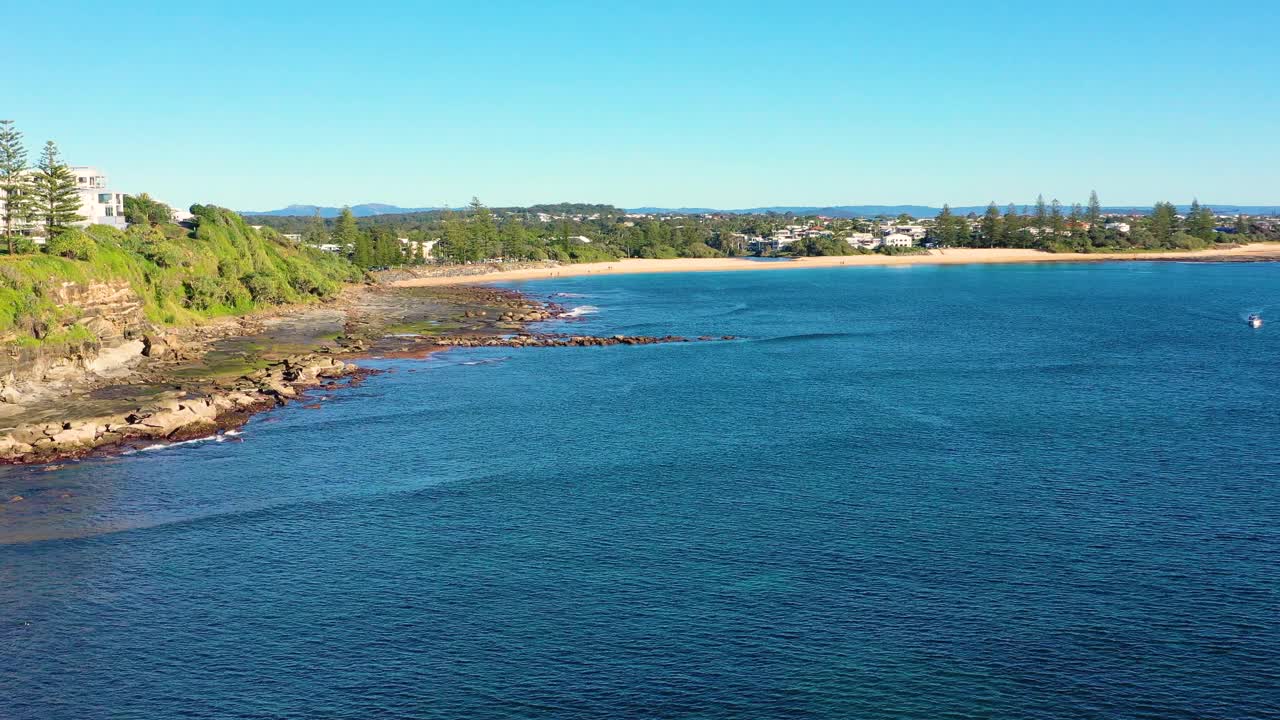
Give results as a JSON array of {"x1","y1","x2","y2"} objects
[{"x1": 390, "y1": 244, "x2": 1280, "y2": 287}]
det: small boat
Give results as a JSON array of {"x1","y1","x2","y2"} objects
[{"x1": 1247, "y1": 314, "x2": 1263, "y2": 329}]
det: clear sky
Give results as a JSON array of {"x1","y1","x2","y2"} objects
[{"x1": 6, "y1": 0, "x2": 1278, "y2": 210}]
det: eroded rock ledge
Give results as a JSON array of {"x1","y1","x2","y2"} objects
[{"x1": 0, "y1": 354, "x2": 354, "y2": 464}]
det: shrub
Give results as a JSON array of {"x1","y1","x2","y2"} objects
[
  {"x1": 241, "y1": 271, "x2": 287, "y2": 304},
  {"x1": 1169, "y1": 232, "x2": 1210, "y2": 250},
  {"x1": 45, "y1": 230, "x2": 97, "y2": 260},
  {"x1": 681, "y1": 242, "x2": 723, "y2": 258},
  {"x1": 141, "y1": 240, "x2": 184, "y2": 268},
  {"x1": 183, "y1": 276, "x2": 226, "y2": 311}
]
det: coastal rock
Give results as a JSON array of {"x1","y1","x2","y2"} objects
[
  {"x1": 46, "y1": 423, "x2": 100, "y2": 449},
  {"x1": 0, "y1": 435, "x2": 35, "y2": 458}
]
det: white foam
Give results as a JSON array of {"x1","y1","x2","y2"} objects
[
  {"x1": 131, "y1": 431, "x2": 242, "y2": 454},
  {"x1": 562, "y1": 305, "x2": 600, "y2": 318}
]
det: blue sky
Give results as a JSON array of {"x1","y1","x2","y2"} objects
[{"x1": 6, "y1": 1, "x2": 1278, "y2": 210}]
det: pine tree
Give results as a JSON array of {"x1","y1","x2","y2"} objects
[
  {"x1": 1069, "y1": 203, "x2": 1086, "y2": 245},
  {"x1": 981, "y1": 202, "x2": 1001, "y2": 247},
  {"x1": 370, "y1": 226, "x2": 399, "y2": 266},
  {"x1": 301, "y1": 209, "x2": 327, "y2": 246},
  {"x1": 352, "y1": 231, "x2": 373, "y2": 268},
  {"x1": 1086, "y1": 190, "x2": 1102, "y2": 227},
  {"x1": 1234, "y1": 214, "x2": 1249, "y2": 236},
  {"x1": 1149, "y1": 201, "x2": 1178, "y2": 243},
  {"x1": 469, "y1": 197, "x2": 498, "y2": 259},
  {"x1": 933, "y1": 204, "x2": 953, "y2": 245},
  {"x1": 500, "y1": 220, "x2": 528, "y2": 259},
  {"x1": 1086, "y1": 190, "x2": 1104, "y2": 247},
  {"x1": 1186, "y1": 199, "x2": 1215, "y2": 241},
  {"x1": 332, "y1": 207, "x2": 366, "y2": 265},
  {"x1": 1003, "y1": 203, "x2": 1022, "y2": 246},
  {"x1": 0, "y1": 120, "x2": 33, "y2": 254},
  {"x1": 1049, "y1": 199, "x2": 1065, "y2": 235},
  {"x1": 1033, "y1": 195, "x2": 1048, "y2": 233},
  {"x1": 33, "y1": 141, "x2": 84, "y2": 235}
]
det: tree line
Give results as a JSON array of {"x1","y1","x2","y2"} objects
[{"x1": 928, "y1": 191, "x2": 1251, "y2": 252}]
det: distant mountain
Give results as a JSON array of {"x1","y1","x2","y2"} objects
[
  {"x1": 628, "y1": 204, "x2": 1280, "y2": 218},
  {"x1": 245, "y1": 202, "x2": 1280, "y2": 220},
  {"x1": 243, "y1": 204, "x2": 442, "y2": 218}
]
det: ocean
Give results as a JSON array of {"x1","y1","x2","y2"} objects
[{"x1": 2, "y1": 262, "x2": 1278, "y2": 719}]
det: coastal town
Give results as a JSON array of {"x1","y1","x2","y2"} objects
[{"x1": 3, "y1": 118, "x2": 1275, "y2": 267}]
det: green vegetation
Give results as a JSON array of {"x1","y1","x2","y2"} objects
[
  {"x1": 0, "y1": 120, "x2": 33, "y2": 256},
  {"x1": 123, "y1": 193, "x2": 173, "y2": 226},
  {"x1": 0, "y1": 205, "x2": 359, "y2": 346},
  {"x1": 31, "y1": 141, "x2": 83, "y2": 232},
  {"x1": 938, "y1": 192, "x2": 1261, "y2": 252}
]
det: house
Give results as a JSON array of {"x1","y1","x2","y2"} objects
[
  {"x1": 894, "y1": 225, "x2": 928, "y2": 240},
  {"x1": 282, "y1": 233, "x2": 302, "y2": 242},
  {"x1": 845, "y1": 233, "x2": 879, "y2": 249},
  {"x1": 569, "y1": 235, "x2": 592, "y2": 244},
  {"x1": 882, "y1": 233, "x2": 914, "y2": 247},
  {"x1": 399, "y1": 237, "x2": 439, "y2": 259},
  {"x1": 1104, "y1": 222, "x2": 1131, "y2": 234}
]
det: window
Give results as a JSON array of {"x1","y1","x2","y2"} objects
[
  {"x1": 99, "y1": 193, "x2": 112, "y2": 203},
  {"x1": 105, "y1": 207, "x2": 114, "y2": 216}
]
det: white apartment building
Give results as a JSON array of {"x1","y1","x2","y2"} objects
[
  {"x1": 70, "y1": 166, "x2": 126, "y2": 229},
  {"x1": 0, "y1": 165, "x2": 127, "y2": 233},
  {"x1": 882, "y1": 233, "x2": 914, "y2": 247}
]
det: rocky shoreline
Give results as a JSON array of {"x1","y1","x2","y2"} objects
[
  {"x1": 431, "y1": 333, "x2": 736, "y2": 348},
  {"x1": 0, "y1": 353, "x2": 355, "y2": 465},
  {"x1": 0, "y1": 282, "x2": 730, "y2": 466}
]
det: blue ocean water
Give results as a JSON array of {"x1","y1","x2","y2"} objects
[{"x1": 2, "y1": 262, "x2": 1278, "y2": 719}]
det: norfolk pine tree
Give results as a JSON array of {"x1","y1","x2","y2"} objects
[
  {"x1": 0, "y1": 120, "x2": 34, "y2": 254},
  {"x1": 1087, "y1": 190, "x2": 1104, "y2": 247},
  {"x1": 302, "y1": 208, "x2": 327, "y2": 246},
  {"x1": 1186, "y1": 199, "x2": 1215, "y2": 241},
  {"x1": 1033, "y1": 195, "x2": 1048, "y2": 234},
  {"x1": 33, "y1": 141, "x2": 84, "y2": 234},
  {"x1": 981, "y1": 202, "x2": 1001, "y2": 247},
  {"x1": 332, "y1": 207, "x2": 367, "y2": 266}
]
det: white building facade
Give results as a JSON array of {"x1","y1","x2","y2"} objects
[{"x1": 70, "y1": 166, "x2": 126, "y2": 229}]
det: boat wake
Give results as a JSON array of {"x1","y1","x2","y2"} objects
[
  {"x1": 756, "y1": 331, "x2": 861, "y2": 344},
  {"x1": 457, "y1": 357, "x2": 511, "y2": 366}
]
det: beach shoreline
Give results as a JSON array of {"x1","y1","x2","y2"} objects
[{"x1": 389, "y1": 244, "x2": 1280, "y2": 287}]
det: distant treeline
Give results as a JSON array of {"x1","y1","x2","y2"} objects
[{"x1": 249, "y1": 192, "x2": 1278, "y2": 265}]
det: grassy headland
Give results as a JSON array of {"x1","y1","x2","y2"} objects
[{"x1": 0, "y1": 206, "x2": 359, "y2": 351}]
